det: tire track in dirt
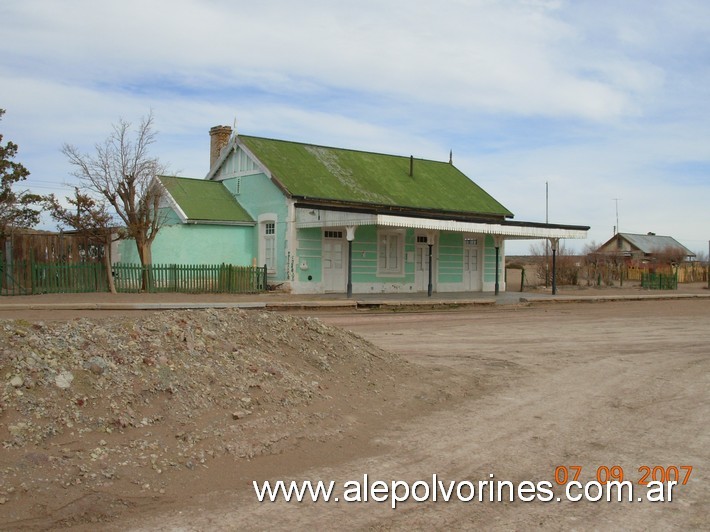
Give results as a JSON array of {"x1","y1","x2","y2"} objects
[{"x1": 121, "y1": 301, "x2": 710, "y2": 530}]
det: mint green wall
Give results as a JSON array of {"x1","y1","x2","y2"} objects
[
  {"x1": 117, "y1": 224, "x2": 254, "y2": 265},
  {"x1": 221, "y1": 170, "x2": 289, "y2": 280},
  {"x1": 403, "y1": 230, "x2": 415, "y2": 281},
  {"x1": 297, "y1": 226, "x2": 420, "y2": 285},
  {"x1": 296, "y1": 227, "x2": 322, "y2": 283},
  {"x1": 353, "y1": 226, "x2": 412, "y2": 283},
  {"x1": 116, "y1": 238, "x2": 140, "y2": 263},
  {"x1": 352, "y1": 225, "x2": 387, "y2": 282},
  {"x1": 438, "y1": 231, "x2": 463, "y2": 283},
  {"x1": 160, "y1": 207, "x2": 181, "y2": 225},
  {"x1": 483, "y1": 234, "x2": 502, "y2": 283},
  {"x1": 291, "y1": 226, "x2": 503, "y2": 291}
]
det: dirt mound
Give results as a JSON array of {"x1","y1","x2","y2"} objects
[{"x1": 0, "y1": 309, "x2": 425, "y2": 529}]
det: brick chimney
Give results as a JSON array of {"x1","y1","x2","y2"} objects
[{"x1": 209, "y1": 125, "x2": 233, "y2": 169}]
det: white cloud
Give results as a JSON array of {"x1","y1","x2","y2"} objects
[{"x1": 3, "y1": 0, "x2": 659, "y2": 120}]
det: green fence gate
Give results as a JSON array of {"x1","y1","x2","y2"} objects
[{"x1": 641, "y1": 272, "x2": 678, "y2": 290}]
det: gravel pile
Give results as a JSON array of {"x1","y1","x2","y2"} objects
[{"x1": 0, "y1": 309, "x2": 405, "y2": 504}]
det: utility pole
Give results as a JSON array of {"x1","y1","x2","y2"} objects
[
  {"x1": 545, "y1": 182, "x2": 549, "y2": 288},
  {"x1": 612, "y1": 198, "x2": 621, "y2": 234}
]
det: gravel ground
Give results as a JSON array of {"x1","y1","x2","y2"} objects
[{"x1": 0, "y1": 308, "x2": 432, "y2": 529}]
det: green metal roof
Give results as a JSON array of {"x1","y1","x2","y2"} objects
[
  {"x1": 238, "y1": 135, "x2": 513, "y2": 218},
  {"x1": 159, "y1": 176, "x2": 253, "y2": 223}
]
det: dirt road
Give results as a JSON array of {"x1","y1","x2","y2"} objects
[{"x1": 118, "y1": 299, "x2": 708, "y2": 530}]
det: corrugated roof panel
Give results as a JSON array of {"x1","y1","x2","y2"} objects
[{"x1": 619, "y1": 233, "x2": 694, "y2": 255}]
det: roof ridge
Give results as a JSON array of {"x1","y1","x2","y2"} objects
[
  {"x1": 160, "y1": 175, "x2": 220, "y2": 184},
  {"x1": 237, "y1": 134, "x2": 450, "y2": 165},
  {"x1": 620, "y1": 232, "x2": 673, "y2": 237}
]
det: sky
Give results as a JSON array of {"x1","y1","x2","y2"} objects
[{"x1": 1, "y1": 0, "x2": 709, "y2": 256}]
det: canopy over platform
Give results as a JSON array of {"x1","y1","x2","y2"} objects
[{"x1": 295, "y1": 208, "x2": 589, "y2": 240}]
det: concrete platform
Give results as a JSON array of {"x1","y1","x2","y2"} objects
[{"x1": 1, "y1": 285, "x2": 708, "y2": 313}]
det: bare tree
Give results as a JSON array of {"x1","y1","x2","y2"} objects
[
  {"x1": 529, "y1": 240, "x2": 580, "y2": 287},
  {"x1": 44, "y1": 190, "x2": 118, "y2": 293},
  {"x1": 644, "y1": 245, "x2": 688, "y2": 284},
  {"x1": 582, "y1": 241, "x2": 601, "y2": 286},
  {"x1": 651, "y1": 245, "x2": 688, "y2": 268},
  {"x1": 62, "y1": 113, "x2": 167, "y2": 271}
]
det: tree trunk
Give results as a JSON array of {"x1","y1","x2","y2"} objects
[
  {"x1": 136, "y1": 238, "x2": 153, "y2": 292},
  {"x1": 103, "y1": 233, "x2": 116, "y2": 294}
]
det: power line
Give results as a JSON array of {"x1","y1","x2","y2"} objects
[{"x1": 26, "y1": 184, "x2": 76, "y2": 191}]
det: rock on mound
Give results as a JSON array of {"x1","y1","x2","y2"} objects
[{"x1": 0, "y1": 309, "x2": 414, "y2": 515}]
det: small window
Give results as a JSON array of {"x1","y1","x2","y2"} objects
[
  {"x1": 324, "y1": 230, "x2": 343, "y2": 239},
  {"x1": 265, "y1": 222, "x2": 275, "y2": 236},
  {"x1": 417, "y1": 236, "x2": 428, "y2": 243},
  {"x1": 464, "y1": 238, "x2": 478, "y2": 246}
]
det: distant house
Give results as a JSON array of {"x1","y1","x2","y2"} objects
[
  {"x1": 118, "y1": 126, "x2": 590, "y2": 294},
  {"x1": 596, "y1": 232, "x2": 696, "y2": 263}
]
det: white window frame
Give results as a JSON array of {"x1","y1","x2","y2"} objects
[{"x1": 377, "y1": 229, "x2": 405, "y2": 276}]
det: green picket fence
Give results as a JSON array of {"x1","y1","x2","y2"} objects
[
  {"x1": 641, "y1": 272, "x2": 678, "y2": 290},
  {"x1": 1, "y1": 259, "x2": 267, "y2": 295},
  {"x1": 0, "y1": 258, "x2": 31, "y2": 295},
  {"x1": 1, "y1": 259, "x2": 107, "y2": 295},
  {"x1": 112, "y1": 263, "x2": 267, "y2": 294},
  {"x1": 33, "y1": 261, "x2": 109, "y2": 293}
]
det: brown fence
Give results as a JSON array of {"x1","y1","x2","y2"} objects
[
  {"x1": 676, "y1": 262, "x2": 708, "y2": 283},
  {"x1": 1, "y1": 232, "x2": 105, "y2": 264}
]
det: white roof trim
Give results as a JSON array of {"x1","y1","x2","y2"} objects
[
  {"x1": 296, "y1": 208, "x2": 377, "y2": 228},
  {"x1": 185, "y1": 220, "x2": 255, "y2": 226},
  {"x1": 295, "y1": 208, "x2": 587, "y2": 239},
  {"x1": 157, "y1": 178, "x2": 188, "y2": 224},
  {"x1": 377, "y1": 214, "x2": 587, "y2": 239},
  {"x1": 206, "y1": 136, "x2": 272, "y2": 181}
]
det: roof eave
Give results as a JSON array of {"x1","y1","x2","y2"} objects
[
  {"x1": 184, "y1": 219, "x2": 255, "y2": 226},
  {"x1": 293, "y1": 196, "x2": 512, "y2": 222},
  {"x1": 157, "y1": 176, "x2": 189, "y2": 224}
]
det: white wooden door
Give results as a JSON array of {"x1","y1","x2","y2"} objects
[
  {"x1": 415, "y1": 235, "x2": 432, "y2": 292},
  {"x1": 463, "y1": 236, "x2": 481, "y2": 291},
  {"x1": 322, "y1": 230, "x2": 345, "y2": 292}
]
